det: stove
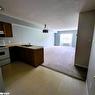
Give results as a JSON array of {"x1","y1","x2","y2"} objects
[
  {"x1": 0, "y1": 46, "x2": 5, "y2": 47},
  {"x1": 0, "y1": 47, "x2": 10, "y2": 66}
]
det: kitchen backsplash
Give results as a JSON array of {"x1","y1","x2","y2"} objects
[
  {"x1": 0, "y1": 38, "x2": 26, "y2": 46},
  {"x1": 0, "y1": 38, "x2": 15, "y2": 46}
]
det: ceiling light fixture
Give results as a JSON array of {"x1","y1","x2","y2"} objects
[{"x1": 43, "y1": 24, "x2": 48, "y2": 33}]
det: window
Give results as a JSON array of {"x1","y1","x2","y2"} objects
[{"x1": 60, "y1": 33, "x2": 73, "y2": 46}]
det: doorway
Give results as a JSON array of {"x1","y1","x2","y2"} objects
[{"x1": 42, "y1": 30, "x2": 87, "y2": 80}]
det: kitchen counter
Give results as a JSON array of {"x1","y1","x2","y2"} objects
[
  {"x1": 18, "y1": 45, "x2": 43, "y2": 49},
  {"x1": 9, "y1": 44, "x2": 44, "y2": 67},
  {"x1": 0, "y1": 46, "x2": 8, "y2": 49},
  {"x1": 6, "y1": 44, "x2": 43, "y2": 49}
]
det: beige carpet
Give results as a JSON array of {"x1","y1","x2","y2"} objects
[
  {"x1": 2, "y1": 62, "x2": 86, "y2": 95},
  {"x1": 42, "y1": 46, "x2": 87, "y2": 80}
]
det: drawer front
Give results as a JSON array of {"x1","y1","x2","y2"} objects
[
  {"x1": 0, "y1": 48, "x2": 10, "y2": 60},
  {"x1": 0, "y1": 58, "x2": 10, "y2": 66}
]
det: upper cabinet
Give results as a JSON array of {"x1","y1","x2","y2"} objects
[{"x1": 0, "y1": 21, "x2": 13, "y2": 37}]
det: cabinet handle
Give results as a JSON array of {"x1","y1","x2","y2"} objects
[
  {"x1": 89, "y1": 39, "x2": 92, "y2": 43},
  {"x1": 93, "y1": 76, "x2": 95, "y2": 79}
]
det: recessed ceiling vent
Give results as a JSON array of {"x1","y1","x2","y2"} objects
[{"x1": 43, "y1": 24, "x2": 48, "y2": 33}]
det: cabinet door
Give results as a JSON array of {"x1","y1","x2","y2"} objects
[
  {"x1": 3, "y1": 22, "x2": 13, "y2": 37},
  {"x1": 0, "y1": 22, "x2": 5, "y2": 37},
  {"x1": 0, "y1": 22, "x2": 3, "y2": 31},
  {"x1": 75, "y1": 11, "x2": 95, "y2": 68}
]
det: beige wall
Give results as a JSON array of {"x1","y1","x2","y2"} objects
[
  {"x1": 87, "y1": 25, "x2": 95, "y2": 95},
  {"x1": 75, "y1": 10, "x2": 95, "y2": 68}
]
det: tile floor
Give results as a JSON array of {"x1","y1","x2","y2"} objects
[{"x1": 2, "y1": 62, "x2": 87, "y2": 95}]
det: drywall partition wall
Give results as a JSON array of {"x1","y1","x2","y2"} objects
[
  {"x1": 87, "y1": 26, "x2": 95, "y2": 95},
  {"x1": 0, "y1": 24, "x2": 54, "y2": 47},
  {"x1": 54, "y1": 30, "x2": 77, "y2": 47}
]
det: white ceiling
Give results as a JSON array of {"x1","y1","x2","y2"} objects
[{"x1": 0, "y1": 0, "x2": 95, "y2": 30}]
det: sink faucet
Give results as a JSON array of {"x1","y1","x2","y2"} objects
[{"x1": 28, "y1": 43, "x2": 31, "y2": 45}]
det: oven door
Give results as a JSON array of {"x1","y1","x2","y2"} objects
[
  {"x1": 0, "y1": 31, "x2": 5, "y2": 37},
  {"x1": 0, "y1": 58, "x2": 10, "y2": 66},
  {"x1": 0, "y1": 48, "x2": 10, "y2": 60}
]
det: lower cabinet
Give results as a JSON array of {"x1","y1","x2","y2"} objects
[
  {"x1": 0, "y1": 68, "x2": 5, "y2": 92},
  {"x1": 9, "y1": 46, "x2": 44, "y2": 67},
  {"x1": 9, "y1": 46, "x2": 18, "y2": 62}
]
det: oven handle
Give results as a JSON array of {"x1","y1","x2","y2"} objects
[{"x1": 0, "y1": 52, "x2": 5, "y2": 56}]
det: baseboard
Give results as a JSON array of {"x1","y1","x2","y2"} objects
[
  {"x1": 75, "y1": 64, "x2": 88, "y2": 69},
  {"x1": 86, "y1": 82, "x2": 89, "y2": 95}
]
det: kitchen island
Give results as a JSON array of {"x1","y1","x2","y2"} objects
[{"x1": 9, "y1": 45, "x2": 44, "y2": 67}]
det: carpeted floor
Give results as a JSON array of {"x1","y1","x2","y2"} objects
[{"x1": 42, "y1": 46, "x2": 87, "y2": 80}]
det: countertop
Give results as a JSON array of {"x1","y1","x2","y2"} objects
[
  {"x1": 18, "y1": 45, "x2": 43, "y2": 49},
  {"x1": 5, "y1": 44, "x2": 43, "y2": 50}
]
